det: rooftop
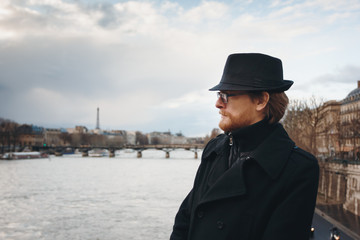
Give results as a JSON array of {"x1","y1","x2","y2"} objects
[{"x1": 343, "y1": 81, "x2": 360, "y2": 104}]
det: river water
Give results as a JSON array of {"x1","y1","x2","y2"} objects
[{"x1": 0, "y1": 150, "x2": 201, "y2": 240}]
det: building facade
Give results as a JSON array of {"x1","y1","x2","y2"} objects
[
  {"x1": 316, "y1": 81, "x2": 360, "y2": 217},
  {"x1": 316, "y1": 100, "x2": 341, "y2": 158},
  {"x1": 340, "y1": 81, "x2": 360, "y2": 159},
  {"x1": 18, "y1": 125, "x2": 44, "y2": 147},
  {"x1": 318, "y1": 160, "x2": 360, "y2": 216},
  {"x1": 317, "y1": 81, "x2": 360, "y2": 160}
]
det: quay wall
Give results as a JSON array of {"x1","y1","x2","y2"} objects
[{"x1": 318, "y1": 160, "x2": 360, "y2": 216}]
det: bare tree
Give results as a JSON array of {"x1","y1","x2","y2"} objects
[
  {"x1": 135, "y1": 131, "x2": 149, "y2": 145},
  {"x1": 304, "y1": 96, "x2": 327, "y2": 156},
  {"x1": 283, "y1": 96, "x2": 327, "y2": 156},
  {"x1": 105, "y1": 136, "x2": 125, "y2": 148},
  {"x1": 59, "y1": 132, "x2": 71, "y2": 146},
  {"x1": 89, "y1": 134, "x2": 106, "y2": 147},
  {"x1": 151, "y1": 137, "x2": 161, "y2": 145},
  {"x1": 283, "y1": 99, "x2": 310, "y2": 152},
  {"x1": 70, "y1": 133, "x2": 82, "y2": 147},
  {"x1": 0, "y1": 119, "x2": 20, "y2": 153}
]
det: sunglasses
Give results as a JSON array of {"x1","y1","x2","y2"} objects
[{"x1": 217, "y1": 92, "x2": 247, "y2": 103}]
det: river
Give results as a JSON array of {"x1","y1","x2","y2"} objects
[{"x1": 0, "y1": 150, "x2": 201, "y2": 240}]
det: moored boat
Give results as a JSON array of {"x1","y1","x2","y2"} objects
[
  {"x1": 1, "y1": 152, "x2": 48, "y2": 160},
  {"x1": 88, "y1": 148, "x2": 109, "y2": 157}
]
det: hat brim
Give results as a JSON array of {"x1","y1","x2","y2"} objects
[{"x1": 209, "y1": 80, "x2": 293, "y2": 92}]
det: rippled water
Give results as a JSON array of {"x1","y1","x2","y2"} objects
[{"x1": 0, "y1": 150, "x2": 201, "y2": 240}]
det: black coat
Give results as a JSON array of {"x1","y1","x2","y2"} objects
[{"x1": 170, "y1": 124, "x2": 319, "y2": 240}]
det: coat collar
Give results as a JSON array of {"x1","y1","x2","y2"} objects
[
  {"x1": 199, "y1": 159, "x2": 246, "y2": 205},
  {"x1": 202, "y1": 133, "x2": 229, "y2": 159},
  {"x1": 202, "y1": 123, "x2": 294, "y2": 180},
  {"x1": 248, "y1": 123, "x2": 295, "y2": 179},
  {"x1": 199, "y1": 124, "x2": 294, "y2": 205}
]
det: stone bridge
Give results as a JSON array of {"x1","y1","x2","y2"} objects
[{"x1": 32, "y1": 143, "x2": 205, "y2": 159}]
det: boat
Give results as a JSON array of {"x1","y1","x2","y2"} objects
[
  {"x1": 1, "y1": 152, "x2": 48, "y2": 160},
  {"x1": 88, "y1": 148, "x2": 109, "y2": 157},
  {"x1": 124, "y1": 149, "x2": 135, "y2": 153},
  {"x1": 63, "y1": 147, "x2": 75, "y2": 155}
]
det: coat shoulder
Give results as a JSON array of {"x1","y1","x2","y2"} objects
[
  {"x1": 207, "y1": 133, "x2": 225, "y2": 145},
  {"x1": 202, "y1": 133, "x2": 227, "y2": 160},
  {"x1": 290, "y1": 146, "x2": 319, "y2": 168}
]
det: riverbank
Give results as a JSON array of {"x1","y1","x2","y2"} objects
[{"x1": 316, "y1": 195, "x2": 360, "y2": 239}]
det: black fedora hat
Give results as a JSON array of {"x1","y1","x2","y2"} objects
[{"x1": 209, "y1": 53, "x2": 293, "y2": 92}]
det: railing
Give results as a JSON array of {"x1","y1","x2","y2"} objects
[
  {"x1": 123, "y1": 143, "x2": 204, "y2": 150},
  {"x1": 29, "y1": 143, "x2": 205, "y2": 153},
  {"x1": 27, "y1": 144, "x2": 205, "y2": 159},
  {"x1": 322, "y1": 157, "x2": 360, "y2": 165}
]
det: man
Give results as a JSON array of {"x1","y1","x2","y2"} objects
[{"x1": 170, "y1": 53, "x2": 319, "y2": 240}]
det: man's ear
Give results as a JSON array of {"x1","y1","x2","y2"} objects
[{"x1": 256, "y1": 92, "x2": 270, "y2": 111}]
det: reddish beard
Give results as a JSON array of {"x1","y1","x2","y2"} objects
[
  {"x1": 218, "y1": 111, "x2": 233, "y2": 132},
  {"x1": 218, "y1": 110, "x2": 253, "y2": 132}
]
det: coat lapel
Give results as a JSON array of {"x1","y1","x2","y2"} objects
[
  {"x1": 199, "y1": 158, "x2": 247, "y2": 205},
  {"x1": 248, "y1": 124, "x2": 295, "y2": 179},
  {"x1": 198, "y1": 124, "x2": 295, "y2": 206}
]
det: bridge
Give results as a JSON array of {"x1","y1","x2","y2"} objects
[{"x1": 31, "y1": 143, "x2": 205, "y2": 159}]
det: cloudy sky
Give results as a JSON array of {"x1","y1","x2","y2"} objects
[{"x1": 1, "y1": 0, "x2": 360, "y2": 137}]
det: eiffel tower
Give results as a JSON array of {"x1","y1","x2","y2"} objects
[{"x1": 96, "y1": 107, "x2": 100, "y2": 130}]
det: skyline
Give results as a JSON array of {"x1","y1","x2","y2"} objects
[
  {"x1": 1, "y1": 107, "x2": 191, "y2": 136},
  {"x1": 1, "y1": 0, "x2": 360, "y2": 137}
]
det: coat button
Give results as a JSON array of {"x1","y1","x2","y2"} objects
[
  {"x1": 197, "y1": 211, "x2": 204, "y2": 218},
  {"x1": 217, "y1": 221, "x2": 224, "y2": 229}
]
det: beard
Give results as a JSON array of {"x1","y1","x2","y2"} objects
[{"x1": 218, "y1": 111, "x2": 254, "y2": 132}]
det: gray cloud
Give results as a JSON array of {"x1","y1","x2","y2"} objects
[
  {"x1": 1, "y1": 0, "x2": 360, "y2": 136},
  {"x1": 311, "y1": 65, "x2": 360, "y2": 86},
  {"x1": 95, "y1": 4, "x2": 122, "y2": 29},
  {"x1": 288, "y1": 64, "x2": 360, "y2": 101}
]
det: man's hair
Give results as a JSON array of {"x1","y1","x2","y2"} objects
[{"x1": 248, "y1": 91, "x2": 289, "y2": 124}]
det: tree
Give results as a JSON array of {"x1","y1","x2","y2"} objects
[
  {"x1": 283, "y1": 96, "x2": 326, "y2": 156},
  {"x1": 70, "y1": 133, "x2": 82, "y2": 147},
  {"x1": 306, "y1": 96, "x2": 327, "y2": 156},
  {"x1": 0, "y1": 118, "x2": 20, "y2": 153},
  {"x1": 59, "y1": 132, "x2": 71, "y2": 146},
  {"x1": 283, "y1": 99, "x2": 311, "y2": 152},
  {"x1": 135, "y1": 131, "x2": 148, "y2": 145},
  {"x1": 151, "y1": 136, "x2": 161, "y2": 145},
  {"x1": 106, "y1": 135, "x2": 125, "y2": 147}
]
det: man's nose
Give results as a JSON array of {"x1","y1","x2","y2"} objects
[{"x1": 215, "y1": 97, "x2": 225, "y2": 109}]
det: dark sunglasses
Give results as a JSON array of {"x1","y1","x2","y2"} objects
[{"x1": 217, "y1": 92, "x2": 247, "y2": 103}]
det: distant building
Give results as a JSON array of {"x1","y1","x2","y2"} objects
[
  {"x1": 147, "y1": 131, "x2": 187, "y2": 145},
  {"x1": 172, "y1": 133, "x2": 187, "y2": 144},
  {"x1": 107, "y1": 130, "x2": 127, "y2": 136},
  {"x1": 148, "y1": 131, "x2": 168, "y2": 144},
  {"x1": 126, "y1": 131, "x2": 136, "y2": 145},
  {"x1": 44, "y1": 128, "x2": 62, "y2": 147},
  {"x1": 66, "y1": 128, "x2": 76, "y2": 134},
  {"x1": 316, "y1": 81, "x2": 360, "y2": 159},
  {"x1": 339, "y1": 81, "x2": 360, "y2": 159},
  {"x1": 75, "y1": 126, "x2": 88, "y2": 134},
  {"x1": 318, "y1": 161, "x2": 360, "y2": 216},
  {"x1": 316, "y1": 81, "x2": 360, "y2": 217},
  {"x1": 18, "y1": 124, "x2": 44, "y2": 147},
  {"x1": 316, "y1": 100, "x2": 341, "y2": 157}
]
